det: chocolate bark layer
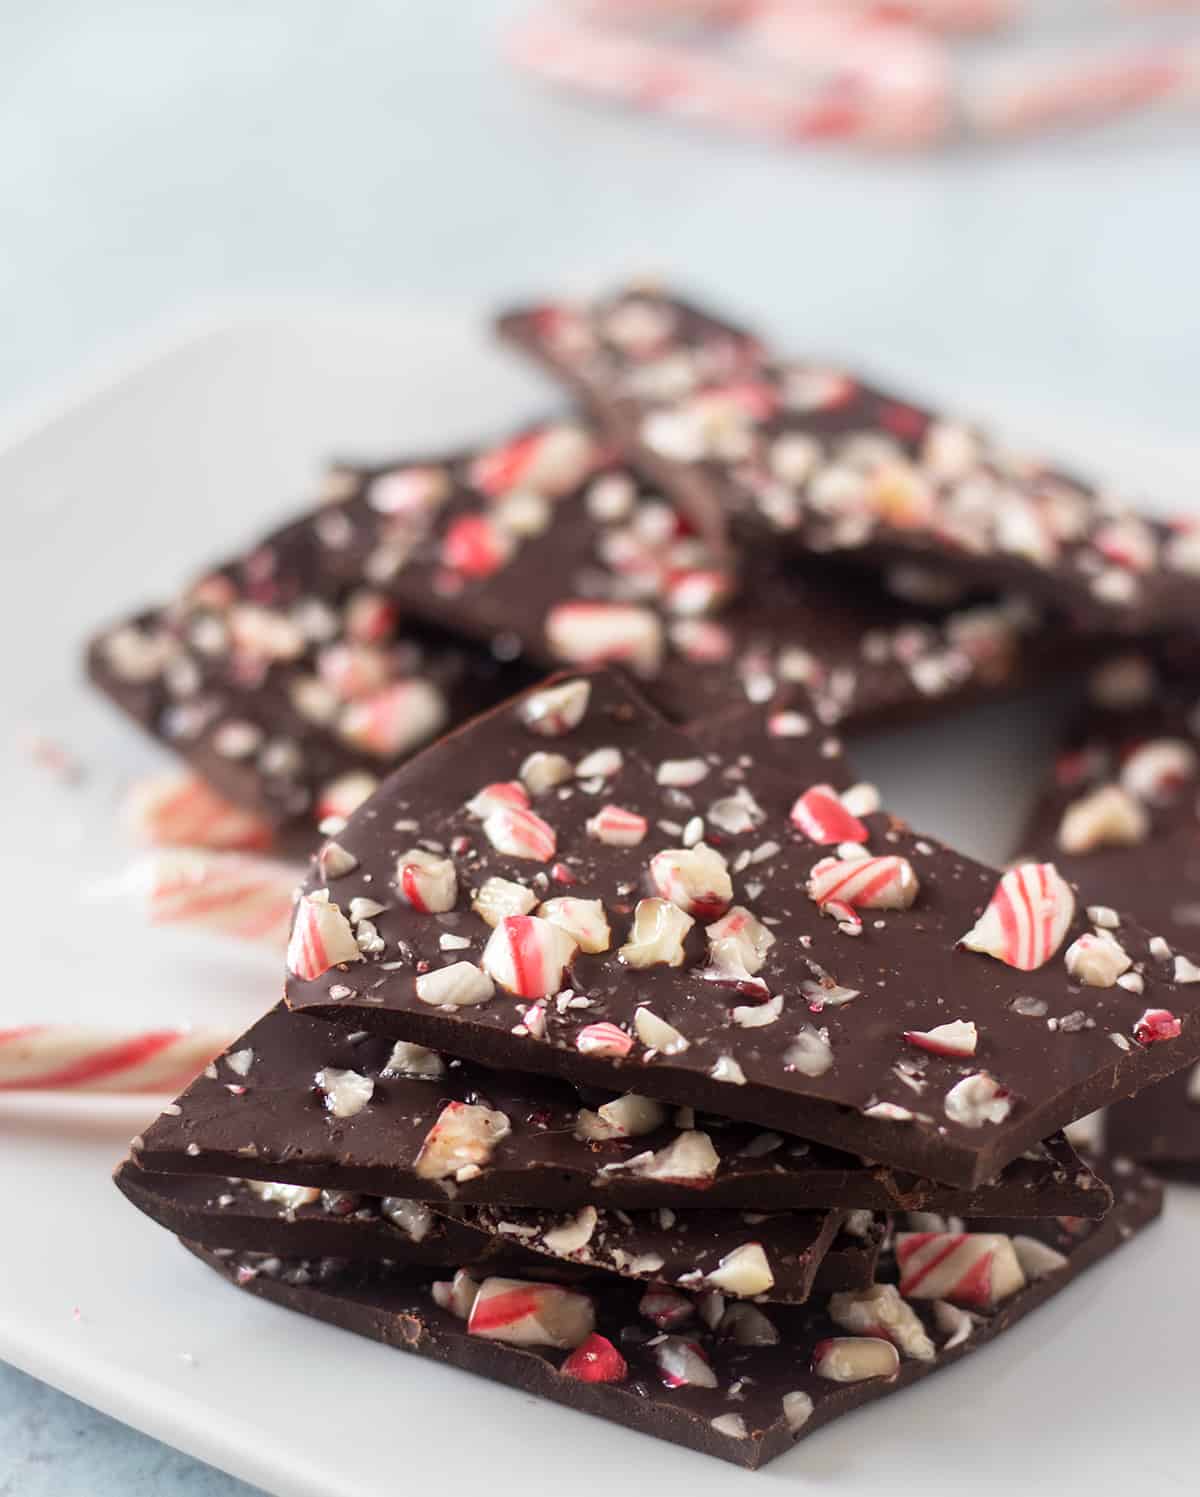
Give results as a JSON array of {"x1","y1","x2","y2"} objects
[
  {"x1": 132, "y1": 1003, "x2": 1110, "y2": 1216},
  {"x1": 499, "y1": 284, "x2": 1199, "y2": 635},
  {"x1": 182, "y1": 1158, "x2": 1162, "y2": 1469},
  {"x1": 1106, "y1": 1067, "x2": 1200, "y2": 1179},
  {"x1": 284, "y1": 668, "x2": 1200, "y2": 1187}
]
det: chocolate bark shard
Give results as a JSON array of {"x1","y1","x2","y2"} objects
[
  {"x1": 283, "y1": 667, "x2": 1200, "y2": 1187},
  {"x1": 130, "y1": 1003, "x2": 1110, "y2": 1215},
  {"x1": 499, "y1": 284, "x2": 1198, "y2": 635},
  {"x1": 1106, "y1": 1068, "x2": 1200, "y2": 1178},
  {"x1": 182, "y1": 1158, "x2": 1162, "y2": 1470}
]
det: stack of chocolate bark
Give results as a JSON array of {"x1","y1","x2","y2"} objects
[{"x1": 94, "y1": 285, "x2": 1200, "y2": 1468}]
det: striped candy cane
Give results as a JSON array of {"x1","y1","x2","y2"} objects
[
  {"x1": 124, "y1": 771, "x2": 276, "y2": 852},
  {"x1": 104, "y1": 850, "x2": 300, "y2": 944},
  {"x1": 0, "y1": 1026, "x2": 230, "y2": 1093}
]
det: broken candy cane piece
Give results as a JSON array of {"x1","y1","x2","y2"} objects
[
  {"x1": 482, "y1": 805, "x2": 557, "y2": 862},
  {"x1": 314, "y1": 1067, "x2": 373, "y2": 1119},
  {"x1": 575, "y1": 1093, "x2": 667, "y2": 1141},
  {"x1": 812, "y1": 1337, "x2": 900, "y2": 1383},
  {"x1": 651, "y1": 1337, "x2": 718, "y2": 1389},
  {"x1": 1012, "y1": 1235, "x2": 1069, "y2": 1280},
  {"x1": 620, "y1": 898, "x2": 694, "y2": 968},
  {"x1": 318, "y1": 842, "x2": 358, "y2": 880},
  {"x1": 540, "y1": 1205, "x2": 599, "y2": 1256},
  {"x1": 414, "y1": 1101, "x2": 512, "y2": 1180},
  {"x1": 1064, "y1": 932, "x2": 1131, "y2": 987},
  {"x1": 415, "y1": 961, "x2": 495, "y2": 1008},
  {"x1": 576, "y1": 1022, "x2": 633, "y2": 1059},
  {"x1": 395, "y1": 848, "x2": 458, "y2": 914},
  {"x1": 932, "y1": 1299, "x2": 981, "y2": 1350},
  {"x1": 380, "y1": 1197, "x2": 434, "y2": 1242},
  {"x1": 710, "y1": 1414, "x2": 748, "y2": 1441},
  {"x1": 633, "y1": 1005, "x2": 690, "y2": 1053},
  {"x1": 440, "y1": 513, "x2": 513, "y2": 577},
  {"x1": 1120, "y1": 738, "x2": 1197, "y2": 804},
  {"x1": 545, "y1": 602, "x2": 663, "y2": 676},
  {"x1": 381, "y1": 1041, "x2": 446, "y2": 1080},
  {"x1": 586, "y1": 804, "x2": 648, "y2": 847},
  {"x1": 559, "y1": 1333, "x2": 627, "y2": 1383},
  {"x1": 649, "y1": 844, "x2": 733, "y2": 919},
  {"x1": 807, "y1": 855, "x2": 919, "y2": 911},
  {"x1": 783, "y1": 1026, "x2": 834, "y2": 1077},
  {"x1": 944, "y1": 1072, "x2": 1012, "y2": 1127},
  {"x1": 519, "y1": 678, "x2": 591, "y2": 737},
  {"x1": 472, "y1": 876, "x2": 538, "y2": 927},
  {"x1": 338, "y1": 679, "x2": 446, "y2": 758},
  {"x1": 705, "y1": 906, "x2": 775, "y2": 978},
  {"x1": 718, "y1": 1303, "x2": 779, "y2": 1346},
  {"x1": 244, "y1": 1180, "x2": 320, "y2": 1210},
  {"x1": 895, "y1": 1231, "x2": 1026, "y2": 1308},
  {"x1": 1134, "y1": 1008, "x2": 1182, "y2": 1044},
  {"x1": 640, "y1": 1288, "x2": 695, "y2": 1329},
  {"x1": 828, "y1": 1284, "x2": 934, "y2": 1362},
  {"x1": 466, "y1": 781, "x2": 530, "y2": 820},
  {"x1": 705, "y1": 1242, "x2": 774, "y2": 1298},
  {"x1": 538, "y1": 897, "x2": 611, "y2": 953},
  {"x1": 287, "y1": 892, "x2": 362, "y2": 979},
  {"x1": 1057, "y1": 784, "x2": 1148, "y2": 854},
  {"x1": 432, "y1": 1267, "x2": 481, "y2": 1319},
  {"x1": 316, "y1": 770, "x2": 379, "y2": 824},
  {"x1": 960, "y1": 863, "x2": 1075, "y2": 971},
  {"x1": 467, "y1": 1277, "x2": 595, "y2": 1349},
  {"x1": 482, "y1": 915, "x2": 577, "y2": 997},
  {"x1": 469, "y1": 424, "x2": 597, "y2": 498},
  {"x1": 790, "y1": 784, "x2": 869, "y2": 845},
  {"x1": 904, "y1": 1020, "x2": 978, "y2": 1058},
  {"x1": 123, "y1": 771, "x2": 274, "y2": 851},
  {"x1": 782, "y1": 1390, "x2": 815, "y2": 1433},
  {"x1": 519, "y1": 751, "x2": 574, "y2": 795},
  {"x1": 616, "y1": 1130, "x2": 719, "y2": 1187}
]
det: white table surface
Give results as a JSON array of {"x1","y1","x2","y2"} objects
[{"x1": 3, "y1": 3, "x2": 1200, "y2": 1491}]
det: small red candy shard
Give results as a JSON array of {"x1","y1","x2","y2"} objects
[
  {"x1": 441, "y1": 514, "x2": 511, "y2": 578},
  {"x1": 790, "y1": 784, "x2": 869, "y2": 845},
  {"x1": 560, "y1": 1333, "x2": 627, "y2": 1384},
  {"x1": 1134, "y1": 1008, "x2": 1181, "y2": 1045}
]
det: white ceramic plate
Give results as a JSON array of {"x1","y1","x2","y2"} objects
[{"x1": 1, "y1": 303, "x2": 1197, "y2": 1496}]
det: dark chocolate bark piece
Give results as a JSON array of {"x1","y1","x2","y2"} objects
[
  {"x1": 181, "y1": 1158, "x2": 1162, "y2": 1469},
  {"x1": 1106, "y1": 1067, "x2": 1200, "y2": 1178},
  {"x1": 88, "y1": 495, "x2": 531, "y2": 831},
  {"x1": 283, "y1": 667, "x2": 1200, "y2": 1187},
  {"x1": 132, "y1": 1001, "x2": 1110, "y2": 1215},
  {"x1": 499, "y1": 284, "x2": 1200, "y2": 635}
]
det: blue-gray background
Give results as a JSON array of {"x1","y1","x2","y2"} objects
[{"x1": 2, "y1": 2, "x2": 1196, "y2": 1492}]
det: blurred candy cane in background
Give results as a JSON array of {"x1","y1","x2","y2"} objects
[{"x1": 506, "y1": 0, "x2": 1200, "y2": 148}]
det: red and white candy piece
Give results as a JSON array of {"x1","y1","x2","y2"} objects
[
  {"x1": 317, "y1": 642, "x2": 389, "y2": 701},
  {"x1": 625, "y1": 1130, "x2": 717, "y2": 1185},
  {"x1": 903, "y1": 1020, "x2": 977, "y2": 1058},
  {"x1": 467, "y1": 1277, "x2": 595, "y2": 1349},
  {"x1": 895, "y1": 1231, "x2": 1026, "y2": 1308},
  {"x1": 1120, "y1": 738, "x2": 1197, "y2": 805},
  {"x1": 638, "y1": 1288, "x2": 695, "y2": 1330},
  {"x1": 483, "y1": 805, "x2": 557, "y2": 862},
  {"x1": 396, "y1": 848, "x2": 458, "y2": 914},
  {"x1": 468, "y1": 424, "x2": 596, "y2": 500},
  {"x1": 828, "y1": 1284, "x2": 934, "y2": 1362},
  {"x1": 1134, "y1": 1008, "x2": 1181, "y2": 1045},
  {"x1": 124, "y1": 849, "x2": 298, "y2": 945},
  {"x1": 519, "y1": 678, "x2": 591, "y2": 737},
  {"x1": 944, "y1": 1072, "x2": 1012, "y2": 1128},
  {"x1": 482, "y1": 915, "x2": 577, "y2": 998},
  {"x1": 704, "y1": 905, "x2": 775, "y2": 980},
  {"x1": 576, "y1": 1022, "x2": 634, "y2": 1059},
  {"x1": 650, "y1": 845, "x2": 732, "y2": 919},
  {"x1": 585, "y1": 804, "x2": 648, "y2": 847},
  {"x1": 519, "y1": 750, "x2": 574, "y2": 795},
  {"x1": 812, "y1": 1337, "x2": 900, "y2": 1384},
  {"x1": 790, "y1": 784, "x2": 869, "y2": 845},
  {"x1": 574, "y1": 1093, "x2": 666, "y2": 1141},
  {"x1": 316, "y1": 770, "x2": 379, "y2": 824},
  {"x1": 1064, "y1": 932, "x2": 1131, "y2": 988},
  {"x1": 287, "y1": 891, "x2": 361, "y2": 979},
  {"x1": 0, "y1": 1026, "x2": 228, "y2": 1093},
  {"x1": 1057, "y1": 783, "x2": 1148, "y2": 855},
  {"x1": 651, "y1": 1337, "x2": 717, "y2": 1389},
  {"x1": 472, "y1": 876, "x2": 538, "y2": 927},
  {"x1": 415, "y1": 961, "x2": 494, "y2": 1008},
  {"x1": 960, "y1": 863, "x2": 1075, "y2": 971},
  {"x1": 545, "y1": 602, "x2": 663, "y2": 677},
  {"x1": 413, "y1": 1101, "x2": 512, "y2": 1181},
  {"x1": 559, "y1": 1333, "x2": 627, "y2": 1383},
  {"x1": 440, "y1": 514, "x2": 514, "y2": 578},
  {"x1": 807, "y1": 855, "x2": 919, "y2": 912},
  {"x1": 705, "y1": 1242, "x2": 774, "y2": 1298},
  {"x1": 123, "y1": 771, "x2": 274, "y2": 851},
  {"x1": 633, "y1": 1006, "x2": 690, "y2": 1055},
  {"x1": 368, "y1": 464, "x2": 450, "y2": 517},
  {"x1": 338, "y1": 679, "x2": 446, "y2": 758},
  {"x1": 466, "y1": 781, "x2": 530, "y2": 820},
  {"x1": 619, "y1": 898, "x2": 694, "y2": 969},
  {"x1": 314, "y1": 1067, "x2": 373, "y2": 1119},
  {"x1": 538, "y1": 896, "x2": 611, "y2": 953}
]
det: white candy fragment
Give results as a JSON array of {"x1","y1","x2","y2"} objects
[
  {"x1": 649, "y1": 844, "x2": 733, "y2": 919},
  {"x1": 903, "y1": 1020, "x2": 978, "y2": 1058},
  {"x1": 1012, "y1": 1235, "x2": 1069, "y2": 1280},
  {"x1": 710, "y1": 1414, "x2": 748, "y2": 1440},
  {"x1": 807, "y1": 855, "x2": 919, "y2": 911},
  {"x1": 395, "y1": 848, "x2": 458, "y2": 914},
  {"x1": 706, "y1": 1242, "x2": 775, "y2": 1297},
  {"x1": 782, "y1": 1391, "x2": 815, "y2": 1434},
  {"x1": 382, "y1": 1041, "x2": 446, "y2": 1080},
  {"x1": 718, "y1": 1303, "x2": 779, "y2": 1346},
  {"x1": 287, "y1": 893, "x2": 362, "y2": 980},
  {"x1": 706, "y1": 787, "x2": 764, "y2": 836},
  {"x1": 575, "y1": 747, "x2": 622, "y2": 779},
  {"x1": 314, "y1": 1067, "x2": 374, "y2": 1119},
  {"x1": 415, "y1": 961, "x2": 495, "y2": 1008},
  {"x1": 520, "y1": 679, "x2": 591, "y2": 737},
  {"x1": 733, "y1": 994, "x2": 782, "y2": 1027},
  {"x1": 705, "y1": 906, "x2": 775, "y2": 978},
  {"x1": 1064, "y1": 931, "x2": 1131, "y2": 987},
  {"x1": 619, "y1": 1130, "x2": 719, "y2": 1186},
  {"x1": 1173, "y1": 954, "x2": 1200, "y2": 984},
  {"x1": 933, "y1": 1299, "x2": 981, "y2": 1349},
  {"x1": 318, "y1": 841, "x2": 358, "y2": 880},
  {"x1": 467, "y1": 1277, "x2": 595, "y2": 1349},
  {"x1": 1057, "y1": 784, "x2": 1148, "y2": 854},
  {"x1": 944, "y1": 1072, "x2": 1012, "y2": 1128},
  {"x1": 710, "y1": 1055, "x2": 747, "y2": 1085},
  {"x1": 619, "y1": 898, "x2": 694, "y2": 968},
  {"x1": 433, "y1": 1268, "x2": 481, "y2": 1320},
  {"x1": 540, "y1": 1205, "x2": 598, "y2": 1256},
  {"x1": 381, "y1": 1198, "x2": 434, "y2": 1242},
  {"x1": 414, "y1": 1102, "x2": 512, "y2": 1180},
  {"x1": 828, "y1": 1284, "x2": 935, "y2": 1361},
  {"x1": 519, "y1": 751, "x2": 574, "y2": 795},
  {"x1": 1121, "y1": 738, "x2": 1197, "y2": 804},
  {"x1": 575, "y1": 1093, "x2": 667, "y2": 1141},
  {"x1": 244, "y1": 1180, "x2": 320, "y2": 1210},
  {"x1": 655, "y1": 757, "x2": 710, "y2": 788},
  {"x1": 960, "y1": 863, "x2": 1075, "y2": 971},
  {"x1": 783, "y1": 1026, "x2": 834, "y2": 1077},
  {"x1": 539, "y1": 896, "x2": 611, "y2": 953},
  {"x1": 812, "y1": 1336, "x2": 900, "y2": 1383},
  {"x1": 482, "y1": 915, "x2": 578, "y2": 998},
  {"x1": 472, "y1": 876, "x2": 538, "y2": 927},
  {"x1": 652, "y1": 1337, "x2": 718, "y2": 1388},
  {"x1": 545, "y1": 602, "x2": 663, "y2": 676},
  {"x1": 633, "y1": 1006, "x2": 690, "y2": 1053},
  {"x1": 895, "y1": 1231, "x2": 1026, "y2": 1307}
]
